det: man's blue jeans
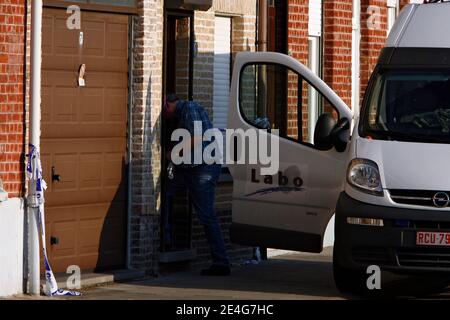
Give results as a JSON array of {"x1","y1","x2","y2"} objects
[{"x1": 164, "y1": 164, "x2": 230, "y2": 267}]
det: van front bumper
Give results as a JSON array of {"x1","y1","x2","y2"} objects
[{"x1": 335, "y1": 192, "x2": 450, "y2": 274}]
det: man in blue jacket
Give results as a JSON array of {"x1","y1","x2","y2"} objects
[{"x1": 163, "y1": 93, "x2": 230, "y2": 276}]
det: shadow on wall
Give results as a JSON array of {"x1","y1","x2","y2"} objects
[
  {"x1": 94, "y1": 159, "x2": 128, "y2": 272},
  {"x1": 96, "y1": 74, "x2": 162, "y2": 273}
]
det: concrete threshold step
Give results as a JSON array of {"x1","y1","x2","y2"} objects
[
  {"x1": 40, "y1": 269, "x2": 146, "y2": 291},
  {"x1": 159, "y1": 249, "x2": 196, "y2": 263}
]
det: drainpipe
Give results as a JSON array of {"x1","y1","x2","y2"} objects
[
  {"x1": 257, "y1": 0, "x2": 268, "y2": 117},
  {"x1": 255, "y1": 0, "x2": 268, "y2": 260},
  {"x1": 351, "y1": 0, "x2": 361, "y2": 119},
  {"x1": 28, "y1": 0, "x2": 43, "y2": 295},
  {"x1": 257, "y1": 0, "x2": 268, "y2": 52}
]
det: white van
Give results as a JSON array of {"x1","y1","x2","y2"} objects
[{"x1": 227, "y1": 2, "x2": 450, "y2": 294}]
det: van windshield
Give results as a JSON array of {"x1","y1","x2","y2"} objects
[{"x1": 360, "y1": 69, "x2": 450, "y2": 144}]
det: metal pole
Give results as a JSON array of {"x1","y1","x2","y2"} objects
[
  {"x1": 257, "y1": 0, "x2": 268, "y2": 52},
  {"x1": 351, "y1": 0, "x2": 361, "y2": 118},
  {"x1": 28, "y1": 0, "x2": 43, "y2": 295},
  {"x1": 257, "y1": 0, "x2": 268, "y2": 117}
]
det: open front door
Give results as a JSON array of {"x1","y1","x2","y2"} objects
[{"x1": 228, "y1": 52, "x2": 353, "y2": 253}]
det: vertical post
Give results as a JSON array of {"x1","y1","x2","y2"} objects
[
  {"x1": 257, "y1": 0, "x2": 268, "y2": 52},
  {"x1": 256, "y1": 0, "x2": 268, "y2": 260},
  {"x1": 257, "y1": 0, "x2": 268, "y2": 117},
  {"x1": 308, "y1": 37, "x2": 320, "y2": 143},
  {"x1": 126, "y1": 16, "x2": 134, "y2": 270},
  {"x1": 28, "y1": 0, "x2": 43, "y2": 295},
  {"x1": 351, "y1": 0, "x2": 361, "y2": 118}
]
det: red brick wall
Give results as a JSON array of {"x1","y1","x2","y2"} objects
[
  {"x1": 0, "y1": 0, "x2": 26, "y2": 197},
  {"x1": 281, "y1": 1, "x2": 424, "y2": 120},
  {"x1": 288, "y1": 0, "x2": 309, "y2": 65},
  {"x1": 400, "y1": 0, "x2": 416, "y2": 9},
  {"x1": 360, "y1": 0, "x2": 388, "y2": 104},
  {"x1": 287, "y1": 0, "x2": 309, "y2": 140},
  {"x1": 323, "y1": 0, "x2": 353, "y2": 108}
]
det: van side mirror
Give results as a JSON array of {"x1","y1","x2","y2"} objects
[
  {"x1": 314, "y1": 113, "x2": 336, "y2": 151},
  {"x1": 331, "y1": 118, "x2": 350, "y2": 153},
  {"x1": 314, "y1": 114, "x2": 350, "y2": 152}
]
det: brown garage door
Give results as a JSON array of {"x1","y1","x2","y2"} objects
[{"x1": 41, "y1": 8, "x2": 129, "y2": 272}]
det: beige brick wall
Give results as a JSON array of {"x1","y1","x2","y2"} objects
[
  {"x1": 192, "y1": 2, "x2": 257, "y2": 118},
  {"x1": 232, "y1": 15, "x2": 257, "y2": 57},
  {"x1": 192, "y1": 10, "x2": 215, "y2": 117},
  {"x1": 129, "y1": 0, "x2": 164, "y2": 274},
  {"x1": 212, "y1": 0, "x2": 257, "y2": 16}
]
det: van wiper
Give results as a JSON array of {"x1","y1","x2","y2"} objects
[
  {"x1": 364, "y1": 129, "x2": 448, "y2": 143},
  {"x1": 388, "y1": 131, "x2": 446, "y2": 143},
  {"x1": 409, "y1": 108, "x2": 450, "y2": 133},
  {"x1": 435, "y1": 109, "x2": 450, "y2": 133}
]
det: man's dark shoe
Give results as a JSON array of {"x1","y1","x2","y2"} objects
[{"x1": 201, "y1": 265, "x2": 231, "y2": 276}]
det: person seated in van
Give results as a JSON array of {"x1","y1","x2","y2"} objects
[{"x1": 162, "y1": 93, "x2": 231, "y2": 276}]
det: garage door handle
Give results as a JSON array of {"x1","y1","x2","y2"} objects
[
  {"x1": 51, "y1": 166, "x2": 61, "y2": 182},
  {"x1": 50, "y1": 236, "x2": 59, "y2": 246}
]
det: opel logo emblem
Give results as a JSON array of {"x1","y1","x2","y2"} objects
[{"x1": 432, "y1": 192, "x2": 450, "y2": 208}]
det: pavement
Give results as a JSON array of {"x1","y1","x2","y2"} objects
[
  {"x1": 79, "y1": 248, "x2": 341, "y2": 300},
  {"x1": 9, "y1": 247, "x2": 450, "y2": 300}
]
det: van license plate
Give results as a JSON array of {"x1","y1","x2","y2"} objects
[{"x1": 416, "y1": 232, "x2": 450, "y2": 246}]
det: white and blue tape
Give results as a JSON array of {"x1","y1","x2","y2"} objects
[{"x1": 27, "y1": 144, "x2": 82, "y2": 297}]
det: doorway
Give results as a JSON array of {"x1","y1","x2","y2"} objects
[{"x1": 160, "y1": 11, "x2": 196, "y2": 264}]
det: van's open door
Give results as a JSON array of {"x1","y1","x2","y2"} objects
[{"x1": 227, "y1": 52, "x2": 353, "y2": 253}]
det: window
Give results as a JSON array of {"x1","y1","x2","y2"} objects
[
  {"x1": 387, "y1": 0, "x2": 400, "y2": 34},
  {"x1": 308, "y1": 0, "x2": 322, "y2": 38},
  {"x1": 239, "y1": 63, "x2": 337, "y2": 146},
  {"x1": 213, "y1": 16, "x2": 232, "y2": 129},
  {"x1": 361, "y1": 68, "x2": 450, "y2": 144},
  {"x1": 308, "y1": 37, "x2": 321, "y2": 144},
  {"x1": 308, "y1": 0, "x2": 322, "y2": 143}
]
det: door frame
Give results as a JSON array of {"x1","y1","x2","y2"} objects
[
  {"x1": 126, "y1": 13, "x2": 136, "y2": 270},
  {"x1": 43, "y1": 0, "x2": 138, "y2": 14},
  {"x1": 163, "y1": 9, "x2": 195, "y2": 101},
  {"x1": 160, "y1": 9, "x2": 195, "y2": 254}
]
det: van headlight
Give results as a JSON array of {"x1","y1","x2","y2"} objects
[{"x1": 347, "y1": 159, "x2": 383, "y2": 196}]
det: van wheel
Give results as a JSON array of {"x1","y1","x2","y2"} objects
[{"x1": 333, "y1": 246, "x2": 368, "y2": 297}]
